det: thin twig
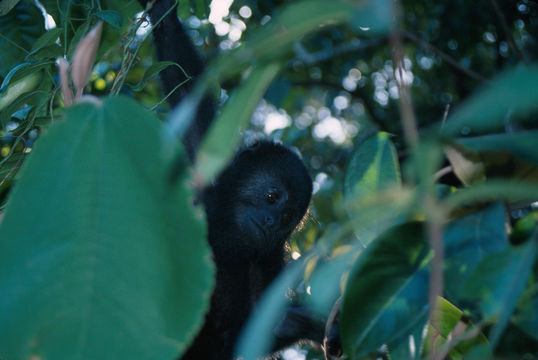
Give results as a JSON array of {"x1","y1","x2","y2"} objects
[
  {"x1": 490, "y1": 0, "x2": 528, "y2": 64},
  {"x1": 391, "y1": 31, "x2": 418, "y2": 147},
  {"x1": 432, "y1": 323, "x2": 483, "y2": 360},
  {"x1": 441, "y1": 103, "x2": 451, "y2": 129},
  {"x1": 0, "y1": 154, "x2": 24, "y2": 188},
  {"x1": 392, "y1": 6, "x2": 445, "y2": 350},
  {"x1": 401, "y1": 31, "x2": 488, "y2": 83},
  {"x1": 150, "y1": 77, "x2": 191, "y2": 110},
  {"x1": 426, "y1": 215, "x2": 444, "y2": 324},
  {"x1": 433, "y1": 165, "x2": 454, "y2": 182}
]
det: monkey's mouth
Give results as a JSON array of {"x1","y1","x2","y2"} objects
[{"x1": 249, "y1": 217, "x2": 269, "y2": 243}]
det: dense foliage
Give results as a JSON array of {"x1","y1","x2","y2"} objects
[{"x1": 0, "y1": 0, "x2": 537, "y2": 359}]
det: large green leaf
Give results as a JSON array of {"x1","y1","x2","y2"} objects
[
  {"x1": 0, "y1": 0, "x2": 44, "y2": 76},
  {"x1": 461, "y1": 237, "x2": 537, "y2": 347},
  {"x1": 344, "y1": 132, "x2": 402, "y2": 246},
  {"x1": 456, "y1": 131, "x2": 538, "y2": 166},
  {"x1": 442, "y1": 66, "x2": 538, "y2": 136},
  {"x1": 444, "y1": 202, "x2": 509, "y2": 302},
  {"x1": 446, "y1": 131, "x2": 538, "y2": 186},
  {"x1": 357, "y1": 268, "x2": 429, "y2": 355},
  {"x1": 306, "y1": 249, "x2": 358, "y2": 315},
  {"x1": 0, "y1": 96, "x2": 214, "y2": 360},
  {"x1": 340, "y1": 222, "x2": 430, "y2": 358},
  {"x1": 30, "y1": 27, "x2": 63, "y2": 52},
  {"x1": 445, "y1": 180, "x2": 538, "y2": 211}
]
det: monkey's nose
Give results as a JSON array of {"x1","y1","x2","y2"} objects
[{"x1": 265, "y1": 216, "x2": 274, "y2": 226}]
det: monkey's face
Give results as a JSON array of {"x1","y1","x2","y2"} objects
[
  {"x1": 203, "y1": 141, "x2": 312, "y2": 262},
  {"x1": 233, "y1": 173, "x2": 297, "y2": 256}
]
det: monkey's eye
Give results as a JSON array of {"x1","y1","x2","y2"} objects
[{"x1": 266, "y1": 190, "x2": 279, "y2": 204}]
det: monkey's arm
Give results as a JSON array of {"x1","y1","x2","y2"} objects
[
  {"x1": 272, "y1": 305, "x2": 326, "y2": 350},
  {"x1": 272, "y1": 304, "x2": 342, "y2": 359},
  {"x1": 141, "y1": 0, "x2": 215, "y2": 161}
]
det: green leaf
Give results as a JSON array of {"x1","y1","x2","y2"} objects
[
  {"x1": 0, "y1": 96, "x2": 214, "y2": 360},
  {"x1": 357, "y1": 269, "x2": 429, "y2": 355},
  {"x1": 195, "y1": 63, "x2": 281, "y2": 183},
  {"x1": 0, "y1": 0, "x2": 20, "y2": 15},
  {"x1": 131, "y1": 61, "x2": 179, "y2": 91},
  {"x1": 165, "y1": 83, "x2": 205, "y2": 141},
  {"x1": 461, "y1": 237, "x2": 537, "y2": 347},
  {"x1": 511, "y1": 211, "x2": 537, "y2": 245},
  {"x1": 0, "y1": 60, "x2": 52, "y2": 95},
  {"x1": 265, "y1": 78, "x2": 291, "y2": 108},
  {"x1": 31, "y1": 27, "x2": 63, "y2": 52},
  {"x1": 442, "y1": 66, "x2": 538, "y2": 136},
  {"x1": 0, "y1": 72, "x2": 41, "y2": 113},
  {"x1": 0, "y1": 90, "x2": 48, "y2": 129},
  {"x1": 423, "y1": 297, "x2": 489, "y2": 359},
  {"x1": 446, "y1": 180, "x2": 538, "y2": 210},
  {"x1": 27, "y1": 42, "x2": 64, "y2": 60},
  {"x1": 388, "y1": 323, "x2": 423, "y2": 360},
  {"x1": 94, "y1": 10, "x2": 123, "y2": 28},
  {"x1": 102, "y1": 0, "x2": 140, "y2": 27},
  {"x1": 236, "y1": 259, "x2": 307, "y2": 359},
  {"x1": 307, "y1": 248, "x2": 359, "y2": 315},
  {"x1": 192, "y1": 0, "x2": 210, "y2": 19},
  {"x1": 0, "y1": 1, "x2": 44, "y2": 76},
  {"x1": 513, "y1": 285, "x2": 538, "y2": 341},
  {"x1": 443, "y1": 144, "x2": 485, "y2": 186},
  {"x1": 177, "y1": 0, "x2": 191, "y2": 18},
  {"x1": 344, "y1": 132, "x2": 402, "y2": 246},
  {"x1": 0, "y1": 62, "x2": 31, "y2": 93},
  {"x1": 444, "y1": 202, "x2": 509, "y2": 301},
  {"x1": 340, "y1": 222, "x2": 430, "y2": 358},
  {"x1": 456, "y1": 130, "x2": 538, "y2": 166}
]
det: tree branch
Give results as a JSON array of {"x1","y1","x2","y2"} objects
[
  {"x1": 291, "y1": 79, "x2": 390, "y2": 133},
  {"x1": 293, "y1": 38, "x2": 385, "y2": 66},
  {"x1": 391, "y1": 31, "x2": 418, "y2": 147},
  {"x1": 490, "y1": 0, "x2": 529, "y2": 64},
  {"x1": 392, "y1": 12, "x2": 445, "y2": 341},
  {"x1": 401, "y1": 31, "x2": 489, "y2": 83}
]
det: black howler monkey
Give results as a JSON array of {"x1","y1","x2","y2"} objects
[{"x1": 139, "y1": 1, "x2": 328, "y2": 359}]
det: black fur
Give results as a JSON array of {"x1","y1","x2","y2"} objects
[
  {"x1": 139, "y1": 0, "x2": 214, "y2": 161},
  {"x1": 185, "y1": 141, "x2": 314, "y2": 359},
  {"x1": 140, "y1": 1, "x2": 324, "y2": 359}
]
